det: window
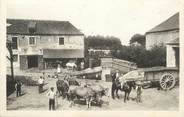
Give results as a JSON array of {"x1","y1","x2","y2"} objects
[
  {"x1": 12, "y1": 37, "x2": 18, "y2": 49},
  {"x1": 13, "y1": 54, "x2": 18, "y2": 62},
  {"x1": 29, "y1": 37, "x2": 36, "y2": 45},
  {"x1": 59, "y1": 37, "x2": 64, "y2": 45}
]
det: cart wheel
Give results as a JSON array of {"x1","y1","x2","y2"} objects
[{"x1": 159, "y1": 73, "x2": 176, "y2": 90}]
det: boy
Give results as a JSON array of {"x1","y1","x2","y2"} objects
[
  {"x1": 136, "y1": 85, "x2": 142, "y2": 103},
  {"x1": 47, "y1": 87, "x2": 57, "y2": 110}
]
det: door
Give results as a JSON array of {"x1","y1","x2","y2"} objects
[
  {"x1": 174, "y1": 47, "x2": 179, "y2": 68},
  {"x1": 27, "y1": 55, "x2": 38, "y2": 68}
]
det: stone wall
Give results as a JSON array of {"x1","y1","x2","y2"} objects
[
  {"x1": 101, "y1": 57, "x2": 137, "y2": 74},
  {"x1": 146, "y1": 30, "x2": 179, "y2": 50}
]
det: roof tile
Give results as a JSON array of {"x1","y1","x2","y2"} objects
[
  {"x1": 147, "y1": 13, "x2": 179, "y2": 33},
  {"x1": 7, "y1": 19, "x2": 83, "y2": 35}
]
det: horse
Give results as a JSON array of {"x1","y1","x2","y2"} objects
[{"x1": 111, "y1": 80, "x2": 136, "y2": 102}]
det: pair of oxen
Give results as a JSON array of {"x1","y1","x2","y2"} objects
[{"x1": 56, "y1": 78, "x2": 109, "y2": 108}]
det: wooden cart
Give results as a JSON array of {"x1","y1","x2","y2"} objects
[{"x1": 121, "y1": 67, "x2": 179, "y2": 90}]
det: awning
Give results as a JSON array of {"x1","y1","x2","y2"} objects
[{"x1": 43, "y1": 49, "x2": 84, "y2": 58}]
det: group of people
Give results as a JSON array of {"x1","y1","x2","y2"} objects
[
  {"x1": 14, "y1": 69, "x2": 143, "y2": 111},
  {"x1": 111, "y1": 70, "x2": 143, "y2": 103}
]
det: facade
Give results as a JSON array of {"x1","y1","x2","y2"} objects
[
  {"x1": 145, "y1": 13, "x2": 179, "y2": 50},
  {"x1": 7, "y1": 19, "x2": 84, "y2": 70}
]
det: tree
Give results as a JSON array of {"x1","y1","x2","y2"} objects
[
  {"x1": 85, "y1": 35, "x2": 122, "y2": 50},
  {"x1": 130, "y1": 34, "x2": 145, "y2": 47},
  {"x1": 114, "y1": 45, "x2": 166, "y2": 68},
  {"x1": 147, "y1": 45, "x2": 166, "y2": 67},
  {"x1": 6, "y1": 40, "x2": 14, "y2": 80}
]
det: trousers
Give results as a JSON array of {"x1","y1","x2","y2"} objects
[{"x1": 49, "y1": 99, "x2": 55, "y2": 110}]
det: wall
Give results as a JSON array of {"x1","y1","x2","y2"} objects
[
  {"x1": 101, "y1": 57, "x2": 137, "y2": 74},
  {"x1": 19, "y1": 55, "x2": 28, "y2": 70},
  {"x1": 7, "y1": 34, "x2": 84, "y2": 69},
  {"x1": 166, "y1": 45, "x2": 179, "y2": 67},
  {"x1": 7, "y1": 34, "x2": 84, "y2": 55},
  {"x1": 146, "y1": 30, "x2": 179, "y2": 50}
]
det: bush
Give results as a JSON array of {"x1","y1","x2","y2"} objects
[{"x1": 113, "y1": 45, "x2": 166, "y2": 68}]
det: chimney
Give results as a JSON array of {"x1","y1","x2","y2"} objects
[{"x1": 28, "y1": 21, "x2": 36, "y2": 34}]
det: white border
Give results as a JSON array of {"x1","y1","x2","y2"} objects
[{"x1": 1, "y1": 0, "x2": 184, "y2": 117}]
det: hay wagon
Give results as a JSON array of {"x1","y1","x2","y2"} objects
[{"x1": 121, "y1": 67, "x2": 179, "y2": 90}]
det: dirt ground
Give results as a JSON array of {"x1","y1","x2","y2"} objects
[{"x1": 7, "y1": 68, "x2": 179, "y2": 111}]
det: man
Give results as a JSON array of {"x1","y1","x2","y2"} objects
[
  {"x1": 111, "y1": 70, "x2": 120, "y2": 99},
  {"x1": 47, "y1": 87, "x2": 57, "y2": 110},
  {"x1": 42, "y1": 72, "x2": 46, "y2": 79},
  {"x1": 64, "y1": 74, "x2": 70, "y2": 87},
  {"x1": 57, "y1": 64, "x2": 61, "y2": 74},
  {"x1": 15, "y1": 80, "x2": 22, "y2": 97},
  {"x1": 38, "y1": 76, "x2": 44, "y2": 93},
  {"x1": 136, "y1": 83, "x2": 143, "y2": 103},
  {"x1": 80, "y1": 61, "x2": 84, "y2": 70}
]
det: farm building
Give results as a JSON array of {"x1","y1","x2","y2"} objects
[
  {"x1": 6, "y1": 19, "x2": 84, "y2": 70},
  {"x1": 145, "y1": 12, "x2": 179, "y2": 68},
  {"x1": 145, "y1": 13, "x2": 179, "y2": 50}
]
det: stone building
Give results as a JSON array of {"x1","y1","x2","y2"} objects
[
  {"x1": 145, "y1": 13, "x2": 179, "y2": 50},
  {"x1": 145, "y1": 13, "x2": 179, "y2": 68},
  {"x1": 6, "y1": 19, "x2": 84, "y2": 70}
]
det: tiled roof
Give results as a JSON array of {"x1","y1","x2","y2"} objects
[
  {"x1": 146, "y1": 13, "x2": 179, "y2": 33},
  {"x1": 7, "y1": 19, "x2": 84, "y2": 35}
]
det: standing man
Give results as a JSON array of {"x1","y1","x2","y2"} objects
[
  {"x1": 57, "y1": 64, "x2": 61, "y2": 74},
  {"x1": 136, "y1": 85, "x2": 142, "y2": 103},
  {"x1": 15, "y1": 80, "x2": 22, "y2": 97},
  {"x1": 111, "y1": 70, "x2": 120, "y2": 99},
  {"x1": 80, "y1": 61, "x2": 84, "y2": 70},
  {"x1": 47, "y1": 87, "x2": 57, "y2": 110},
  {"x1": 38, "y1": 76, "x2": 44, "y2": 93},
  {"x1": 42, "y1": 72, "x2": 46, "y2": 79}
]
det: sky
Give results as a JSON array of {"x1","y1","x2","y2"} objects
[{"x1": 7, "y1": 0, "x2": 180, "y2": 45}]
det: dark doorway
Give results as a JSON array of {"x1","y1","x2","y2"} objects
[
  {"x1": 174, "y1": 47, "x2": 179, "y2": 68},
  {"x1": 27, "y1": 56, "x2": 38, "y2": 68}
]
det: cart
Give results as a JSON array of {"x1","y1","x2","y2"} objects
[{"x1": 120, "y1": 66, "x2": 179, "y2": 90}]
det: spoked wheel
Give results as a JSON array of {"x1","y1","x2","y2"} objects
[{"x1": 159, "y1": 73, "x2": 176, "y2": 90}]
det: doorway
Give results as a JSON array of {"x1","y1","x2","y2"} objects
[
  {"x1": 27, "y1": 55, "x2": 38, "y2": 68},
  {"x1": 174, "y1": 47, "x2": 179, "y2": 68}
]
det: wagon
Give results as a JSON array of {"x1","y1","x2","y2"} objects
[{"x1": 120, "y1": 66, "x2": 179, "y2": 90}]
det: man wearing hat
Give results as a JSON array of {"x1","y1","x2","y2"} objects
[{"x1": 111, "y1": 70, "x2": 120, "y2": 99}]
